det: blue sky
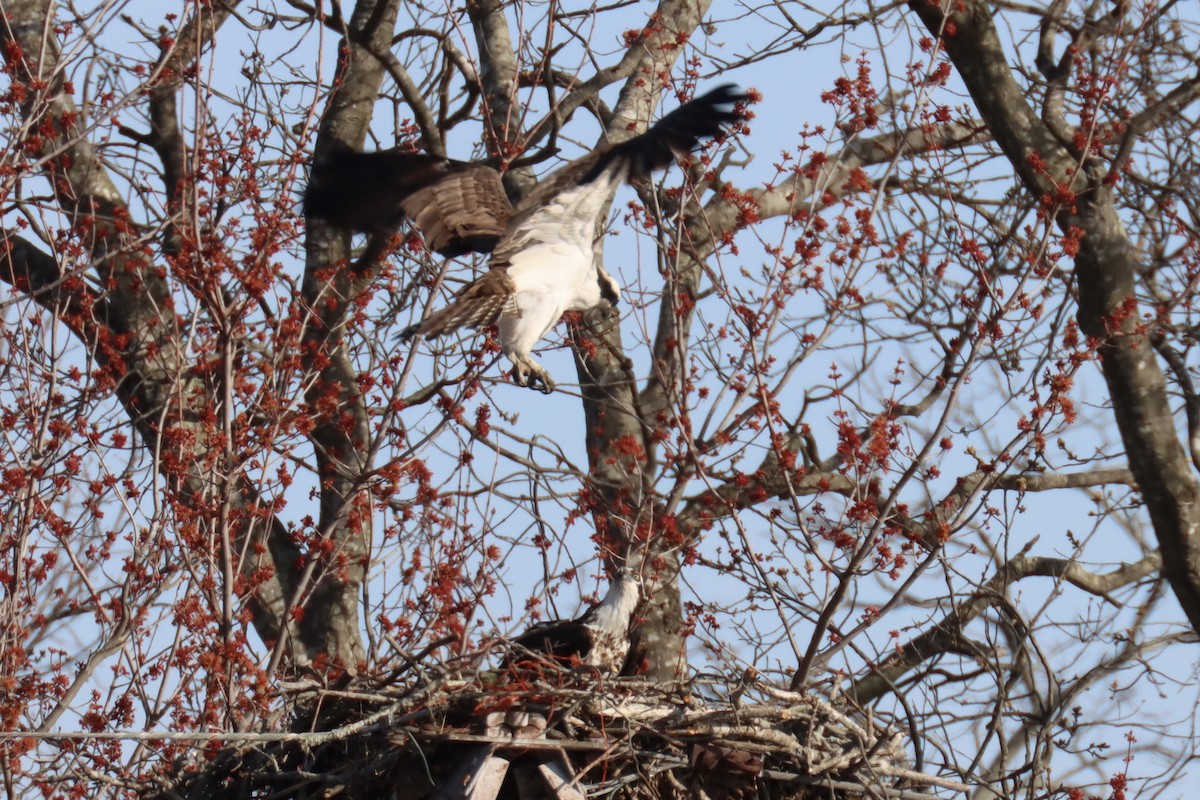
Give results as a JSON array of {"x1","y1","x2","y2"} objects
[{"x1": 7, "y1": 0, "x2": 1199, "y2": 796}]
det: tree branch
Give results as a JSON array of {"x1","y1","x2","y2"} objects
[
  {"x1": 848, "y1": 549, "x2": 1162, "y2": 704},
  {"x1": 0, "y1": 0, "x2": 310, "y2": 669},
  {"x1": 907, "y1": 0, "x2": 1200, "y2": 636}
]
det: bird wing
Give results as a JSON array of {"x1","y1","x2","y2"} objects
[
  {"x1": 597, "y1": 83, "x2": 748, "y2": 179},
  {"x1": 503, "y1": 571, "x2": 640, "y2": 671},
  {"x1": 490, "y1": 84, "x2": 747, "y2": 266},
  {"x1": 304, "y1": 149, "x2": 512, "y2": 256},
  {"x1": 400, "y1": 163, "x2": 512, "y2": 256},
  {"x1": 401, "y1": 268, "x2": 518, "y2": 340},
  {"x1": 305, "y1": 86, "x2": 743, "y2": 255},
  {"x1": 509, "y1": 619, "x2": 593, "y2": 663}
]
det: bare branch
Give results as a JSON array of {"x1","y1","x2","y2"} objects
[{"x1": 849, "y1": 549, "x2": 1162, "y2": 704}]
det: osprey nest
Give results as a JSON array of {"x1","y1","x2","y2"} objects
[{"x1": 143, "y1": 669, "x2": 963, "y2": 800}]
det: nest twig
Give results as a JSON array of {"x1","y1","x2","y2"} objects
[{"x1": 139, "y1": 670, "x2": 966, "y2": 800}]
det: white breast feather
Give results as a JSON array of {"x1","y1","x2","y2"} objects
[
  {"x1": 512, "y1": 167, "x2": 625, "y2": 254},
  {"x1": 584, "y1": 576, "x2": 640, "y2": 670},
  {"x1": 500, "y1": 167, "x2": 624, "y2": 352}
]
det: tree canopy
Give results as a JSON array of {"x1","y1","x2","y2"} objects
[{"x1": 1, "y1": 0, "x2": 1199, "y2": 797}]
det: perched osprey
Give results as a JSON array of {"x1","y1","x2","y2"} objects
[
  {"x1": 304, "y1": 84, "x2": 747, "y2": 392},
  {"x1": 507, "y1": 569, "x2": 642, "y2": 674}
]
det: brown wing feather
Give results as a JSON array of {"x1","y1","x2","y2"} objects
[
  {"x1": 402, "y1": 165, "x2": 512, "y2": 257},
  {"x1": 401, "y1": 269, "x2": 518, "y2": 340},
  {"x1": 304, "y1": 150, "x2": 450, "y2": 233},
  {"x1": 305, "y1": 149, "x2": 512, "y2": 257},
  {"x1": 504, "y1": 620, "x2": 593, "y2": 668}
]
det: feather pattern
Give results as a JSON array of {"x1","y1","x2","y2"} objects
[
  {"x1": 401, "y1": 166, "x2": 511, "y2": 255},
  {"x1": 398, "y1": 269, "x2": 517, "y2": 339},
  {"x1": 318, "y1": 85, "x2": 747, "y2": 391},
  {"x1": 490, "y1": 167, "x2": 624, "y2": 267},
  {"x1": 507, "y1": 569, "x2": 642, "y2": 673},
  {"x1": 304, "y1": 149, "x2": 511, "y2": 256}
]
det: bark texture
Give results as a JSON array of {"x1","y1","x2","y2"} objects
[
  {"x1": 907, "y1": 0, "x2": 1200, "y2": 633},
  {"x1": 0, "y1": 0, "x2": 316, "y2": 669},
  {"x1": 294, "y1": 0, "x2": 407, "y2": 673}
]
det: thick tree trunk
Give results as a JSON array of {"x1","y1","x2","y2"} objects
[
  {"x1": 567, "y1": 0, "x2": 714, "y2": 681},
  {"x1": 296, "y1": 0, "x2": 408, "y2": 672},
  {"x1": 0, "y1": 0, "x2": 319, "y2": 670},
  {"x1": 906, "y1": 0, "x2": 1200, "y2": 631}
]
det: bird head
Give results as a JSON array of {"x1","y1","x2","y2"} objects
[
  {"x1": 598, "y1": 267, "x2": 621, "y2": 308},
  {"x1": 607, "y1": 566, "x2": 644, "y2": 606},
  {"x1": 589, "y1": 566, "x2": 642, "y2": 637}
]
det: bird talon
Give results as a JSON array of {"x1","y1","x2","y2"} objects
[
  {"x1": 530, "y1": 368, "x2": 555, "y2": 394},
  {"x1": 510, "y1": 363, "x2": 555, "y2": 393}
]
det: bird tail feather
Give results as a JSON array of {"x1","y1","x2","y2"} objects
[{"x1": 399, "y1": 293, "x2": 512, "y2": 341}]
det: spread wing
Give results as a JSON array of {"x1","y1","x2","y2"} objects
[
  {"x1": 491, "y1": 84, "x2": 748, "y2": 265},
  {"x1": 303, "y1": 149, "x2": 512, "y2": 256},
  {"x1": 398, "y1": 268, "x2": 518, "y2": 340},
  {"x1": 400, "y1": 164, "x2": 512, "y2": 256},
  {"x1": 597, "y1": 83, "x2": 747, "y2": 179}
]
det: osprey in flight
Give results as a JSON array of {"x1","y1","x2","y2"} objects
[
  {"x1": 304, "y1": 84, "x2": 747, "y2": 392},
  {"x1": 507, "y1": 568, "x2": 642, "y2": 674}
]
